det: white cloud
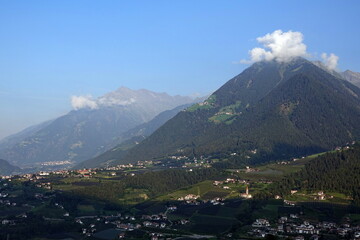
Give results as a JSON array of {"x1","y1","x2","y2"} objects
[
  {"x1": 321, "y1": 53, "x2": 339, "y2": 71},
  {"x1": 71, "y1": 95, "x2": 98, "y2": 110},
  {"x1": 97, "y1": 96, "x2": 136, "y2": 106},
  {"x1": 241, "y1": 29, "x2": 308, "y2": 63},
  {"x1": 70, "y1": 91, "x2": 138, "y2": 110},
  {"x1": 240, "y1": 30, "x2": 340, "y2": 70}
]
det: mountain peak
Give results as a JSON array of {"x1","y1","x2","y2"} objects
[
  {"x1": 342, "y1": 69, "x2": 360, "y2": 76},
  {"x1": 0, "y1": 87, "x2": 197, "y2": 166},
  {"x1": 99, "y1": 87, "x2": 192, "y2": 108},
  {"x1": 71, "y1": 87, "x2": 193, "y2": 111},
  {"x1": 340, "y1": 70, "x2": 360, "y2": 88},
  {"x1": 111, "y1": 58, "x2": 360, "y2": 166},
  {"x1": 251, "y1": 57, "x2": 310, "y2": 66},
  {"x1": 212, "y1": 56, "x2": 316, "y2": 108}
]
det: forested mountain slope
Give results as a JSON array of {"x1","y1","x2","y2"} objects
[
  {"x1": 109, "y1": 58, "x2": 360, "y2": 166},
  {"x1": 272, "y1": 143, "x2": 360, "y2": 204}
]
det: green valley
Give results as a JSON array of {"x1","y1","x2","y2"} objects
[{"x1": 2, "y1": 143, "x2": 360, "y2": 239}]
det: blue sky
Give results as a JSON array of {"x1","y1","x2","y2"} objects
[{"x1": 1, "y1": 0, "x2": 360, "y2": 139}]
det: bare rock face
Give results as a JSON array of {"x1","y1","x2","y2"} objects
[{"x1": 341, "y1": 70, "x2": 360, "y2": 88}]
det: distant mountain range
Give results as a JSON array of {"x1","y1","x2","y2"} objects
[
  {"x1": 341, "y1": 70, "x2": 360, "y2": 88},
  {"x1": 313, "y1": 61, "x2": 360, "y2": 88},
  {"x1": 75, "y1": 103, "x2": 193, "y2": 169},
  {"x1": 0, "y1": 87, "x2": 197, "y2": 167},
  {"x1": 0, "y1": 120, "x2": 53, "y2": 152},
  {"x1": 2, "y1": 60, "x2": 360, "y2": 170},
  {"x1": 102, "y1": 57, "x2": 360, "y2": 166}
]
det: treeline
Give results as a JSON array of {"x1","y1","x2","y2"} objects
[
  {"x1": 0, "y1": 212, "x2": 81, "y2": 240},
  {"x1": 75, "y1": 168, "x2": 221, "y2": 202},
  {"x1": 76, "y1": 181, "x2": 126, "y2": 202},
  {"x1": 270, "y1": 143, "x2": 360, "y2": 204},
  {"x1": 124, "y1": 168, "x2": 220, "y2": 195}
]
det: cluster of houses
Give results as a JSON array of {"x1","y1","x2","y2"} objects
[
  {"x1": 18, "y1": 169, "x2": 93, "y2": 180},
  {"x1": 335, "y1": 141, "x2": 356, "y2": 151},
  {"x1": 180, "y1": 156, "x2": 212, "y2": 169},
  {"x1": 74, "y1": 206, "x2": 191, "y2": 239},
  {"x1": 0, "y1": 181, "x2": 16, "y2": 208},
  {"x1": 213, "y1": 178, "x2": 244, "y2": 186},
  {"x1": 40, "y1": 160, "x2": 72, "y2": 166},
  {"x1": 169, "y1": 155, "x2": 188, "y2": 161},
  {"x1": 0, "y1": 181, "x2": 31, "y2": 226},
  {"x1": 313, "y1": 191, "x2": 332, "y2": 201},
  {"x1": 177, "y1": 194, "x2": 199, "y2": 201},
  {"x1": 142, "y1": 214, "x2": 169, "y2": 229},
  {"x1": 213, "y1": 178, "x2": 253, "y2": 198},
  {"x1": 287, "y1": 190, "x2": 334, "y2": 201},
  {"x1": 176, "y1": 193, "x2": 227, "y2": 206},
  {"x1": 0, "y1": 198, "x2": 17, "y2": 207},
  {"x1": 76, "y1": 214, "x2": 139, "y2": 237},
  {"x1": 36, "y1": 182, "x2": 52, "y2": 189},
  {"x1": 249, "y1": 216, "x2": 360, "y2": 239},
  {"x1": 103, "y1": 160, "x2": 157, "y2": 171},
  {"x1": 2, "y1": 160, "x2": 154, "y2": 182}
]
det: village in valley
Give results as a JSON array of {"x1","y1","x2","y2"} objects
[{"x1": 1, "y1": 145, "x2": 360, "y2": 240}]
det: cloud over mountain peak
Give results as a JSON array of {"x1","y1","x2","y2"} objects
[
  {"x1": 240, "y1": 29, "x2": 339, "y2": 71},
  {"x1": 321, "y1": 53, "x2": 339, "y2": 71},
  {"x1": 241, "y1": 30, "x2": 307, "y2": 63},
  {"x1": 70, "y1": 87, "x2": 194, "y2": 111},
  {"x1": 71, "y1": 95, "x2": 98, "y2": 110}
]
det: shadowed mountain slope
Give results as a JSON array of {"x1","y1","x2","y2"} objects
[{"x1": 107, "y1": 58, "x2": 360, "y2": 166}]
